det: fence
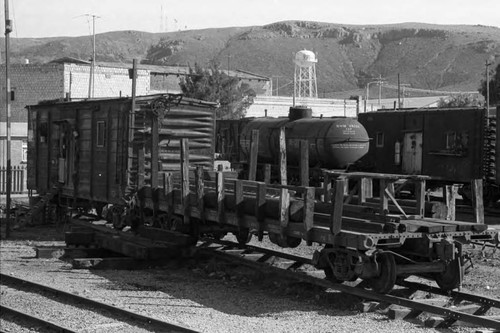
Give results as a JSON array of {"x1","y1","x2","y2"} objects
[{"x1": 0, "y1": 165, "x2": 27, "y2": 194}]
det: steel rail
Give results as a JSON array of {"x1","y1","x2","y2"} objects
[
  {"x1": 199, "y1": 239, "x2": 500, "y2": 330},
  {"x1": 0, "y1": 273, "x2": 199, "y2": 333},
  {"x1": 0, "y1": 303, "x2": 77, "y2": 333}
]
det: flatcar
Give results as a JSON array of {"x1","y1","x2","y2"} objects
[
  {"x1": 357, "y1": 106, "x2": 499, "y2": 202},
  {"x1": 216, "y1": 106, "x2": 370, "y2": 182},
  {"x1": 26, "y1": 95, "x2": 499, "y2": 295}
]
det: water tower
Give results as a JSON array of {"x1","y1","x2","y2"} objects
[{"x1": 294, "y1": 50, "x2": 318, "y2": 100}]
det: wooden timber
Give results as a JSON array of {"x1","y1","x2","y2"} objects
[{"x1": 133, "y1": 169, "x2": 497, "y2": 252}]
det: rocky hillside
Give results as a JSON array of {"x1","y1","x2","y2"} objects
[{"x1": 6, "y1": 21, "x2": 500, "y2": 97}]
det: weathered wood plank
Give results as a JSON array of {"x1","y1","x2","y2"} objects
[
  {"x1": 279, "y1": 127, "x2": 287, "y2": 185},
  {"x1": 330, "y1": 177, "x2": 345, "y2": 235},
  {"x1": 248, "y1": 129, "x2": 259, "y2": 181}
]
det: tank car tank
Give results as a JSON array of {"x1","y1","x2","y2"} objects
[{"x1": 239, "y1": 106, "x2": 370, "y2": 170}]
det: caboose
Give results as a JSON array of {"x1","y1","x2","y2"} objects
[{"x1": 357, "y1": 107, "x2": 499, "y2": 203}]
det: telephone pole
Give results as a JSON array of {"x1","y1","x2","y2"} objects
[
  {"x1": 87, "y1": 14, "x2": 99, "y2": 98},
  {"x1": 4, "y1": 0, "x2": 12, "y2": 237}
]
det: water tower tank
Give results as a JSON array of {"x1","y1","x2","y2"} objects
[{"x1": 294, "y1": 50, "x2": 317, "y2": 67}]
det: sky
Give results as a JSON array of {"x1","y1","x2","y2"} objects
[{"x1": 4, "y1": 0, "x2": 500, "y2": 38}]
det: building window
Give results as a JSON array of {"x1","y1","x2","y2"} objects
[
  {"x1": 445, "y1": 131, "x2": 456, "y2": 150},
  {"x1": 375, "y1": 132, "x2": 384, "y2": 147},
  {"x1": 22, "y1": 140, "x2": 28, "y2": 162},
  {"x1": 96, "y1": 121, "x2": 106, "y2": 147}
]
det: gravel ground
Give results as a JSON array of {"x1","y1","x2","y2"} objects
[{"x1": 1, "y1": 223, "x2": 499, "y2": 333}]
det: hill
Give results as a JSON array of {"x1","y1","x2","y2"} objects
[{"x1": 6, "y1": 21, "x2": 500, "y2": 97}]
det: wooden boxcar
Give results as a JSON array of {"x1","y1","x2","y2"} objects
[
  {"x1": 357, "y1": 107, "x2": 499, "y2": 200},
  {"x1": 27, "y1": 93, "x2": 217, "y2": 210}
]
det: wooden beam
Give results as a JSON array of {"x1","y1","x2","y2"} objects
[
  {"x1": 303, "y1": 187, "x2": 315, "y2": 245},
  {"x1": 255, "y1": 182, "x2": 266, "y2": 241},
  {"x1": 150, "y1": 113, "x2": 159, "y2": 188},
  {"x1": 248, "y1": 129, "x2": 259, "y2": 181},
  {"x1": 444, "y1": 184, "x2": 457, "y2": 221},
  {"x1": 234, "y1": 180, "x2": 244, "y2": 227},
  {"x1": 330, "y1": 177, "x2": 345, "y2": 235},
  {"x1": 299, "y1": 140, "x2": 309, "y2": 186},
  {"x1": 323, "y1": 172, "x2": 332, "y2": 203},
  {"x1": 180, "y1": 139, "x2": 189, "y2": 224},
  {"x1": 414, "y1": 179, "x2": 426, "y2": 217},
  {"x1": 264, "y1": 163, "x2": 271, "y2": 184},
  {"x1": 216, "y1": 171, "x2": 225, "y2": 224},
  {"x1": 195, "y1": 166, "x2": 205, "y2": 225},
  {"x1": 471, "y1": 179, "x2": 484, "y2": 224},
  {"x1": 379, "y1": 179, "x2": 389, "y2": 214},
  {"x1": 279, "y1": 127, "x2": 287, "y2": 185},
  {"x1": 279, "y1": 187, "x2": 290, "y2": 236},
  {"x1": 359, "y1": 177, "x2": 372, "y2": 203}
]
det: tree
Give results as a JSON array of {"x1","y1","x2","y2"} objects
[
  {"x1": 179, "y1": 61, "x2": 256, "y2": 119},
  {"x1": 437, "y1": 93, "x2": 481, "y2": 108},
  {"x1": 479, "y1": 63, "x2": 500, "y2": 106}
]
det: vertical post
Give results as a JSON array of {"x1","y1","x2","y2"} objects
[
  {"x1": 299, "y1": 140, "x2": 309, "y2": 186},
  {"x1": 150, "y1": 111, "x2": 159, "y2": 188},
  {"x1": 323, "y1": 172, "x2": 332, "y2": 203},
  {"x1": 330, "y1": 177, "x2": 345, "y2": 235},
  {"x1": 379, "y1": 179, "x2": 389, "y2": 214},
  {"x1": 471, "y1": 179, "x2": 485, "y2": 224},
  {"x1": 248, "y1": 129, "x2": 259, "y2": 181},
  {"x1": 4, "y1": 0, "x2": 12, "y2": 238},
  {"x1": 397, "y1": 73, "x2": 401, "y2": 109},
  {"x1": 163, "y1": 172, "x2": 173, "y2": 223},
  {"x1": 303, "y1": 187, "x2": 315, "y2": 245},
  {"x1": 234, "y1": 180, "x2": 244, "y2": 226},
  {"x1": 216, "y1": 171, "x2": 225, "y2": 224},
  {"x1": 359, "y1": 177, "x2": 373, "y2": 204},
  {"x1": 255, "y1": 182, "x2": 266, "y2": 241},
  {"x1": 137, "y1": 145, "x2": 145, "y2": 188},
  {"x1": 444, "y1": 184, "x2": 457, "y2": 221},
  {"x1": 180, "y1": 138, "x2": 190, "y2": 224},
  {"x1": 195, "y1": 166, "x2": 205, "y2": 223},
  {"x1": 279, "y1": 127, "x2": 287, "y2": 185},
  {"x1": 263, "y1": 164, "x2": 271, "y2": 184},
  {"x1": 414, "y1": 179, "x2": 426, "y2": 217},
  {"x1": 279, "y1": 187, "x2": 290, "y2": 237}
]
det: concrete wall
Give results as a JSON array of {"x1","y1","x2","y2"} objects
[
  {"x1": 246, "y1": 95, "x2": 359, "y2": 118},
  {"x1": 64, "y1": 63, "x2": 150, "y2": 98}
]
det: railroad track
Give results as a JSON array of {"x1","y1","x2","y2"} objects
[
  {"x1": 0, "y1": 273, "x2": 199, "y2": 333},
  {"x1": 196, "y1": 238, "x2": 500, "y2": 330}
]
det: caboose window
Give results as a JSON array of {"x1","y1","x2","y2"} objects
[
  {"x1": 375, "y1": 132, "x2": 384, "y2": 147},
  {"x1": 96, "y1": 121, "x2": 106, "y2": 147},
  {"x1": 445, "y1": 131, "x2": 456, "y2": 150}
]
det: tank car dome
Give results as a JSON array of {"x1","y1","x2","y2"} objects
[{"x1": 294, "y1": 50, "x2": 317, "y2": 67}]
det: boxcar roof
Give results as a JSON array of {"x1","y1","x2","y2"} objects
[{"x1": 26, "y1": 93, "x2": 219, "y2": 110}]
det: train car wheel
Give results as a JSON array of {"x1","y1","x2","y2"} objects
[
  {"x1": 323, "y1": 253, "x2": 341, "y2": 283},
  {"x1": 235, "y1": 228, "x2": 252, "y2": 245},
  {"x1": 368, "y1": 253, "x2": 396, "y2": 294},
  {"x1": 434, "y1": 258, "x2": 464, "y2": 291}
]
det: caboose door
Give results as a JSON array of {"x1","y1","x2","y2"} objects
[{"x1": 402, "y1": 132, "x2": 423, "y2": 174}]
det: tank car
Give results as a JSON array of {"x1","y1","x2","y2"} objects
[{"x1": 217, "y1": 106, "x2": 370, "y2": 182}]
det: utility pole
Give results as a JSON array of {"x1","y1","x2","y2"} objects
[
  {"x1": 397, "y1": 73, "x2": 401, "y2": 109},
  {"x1": 4, "y1": 0, "x2": 12, "y2": 238},
  {"x1": 485, "y1": 59, "x2": 491, "y2": 116},
  {"x1": 87, "y1": 14, "x2": 99, "y2": 98},
  {"x1": 378, "y1": 74, "x2": 383, "y2": 106}
]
